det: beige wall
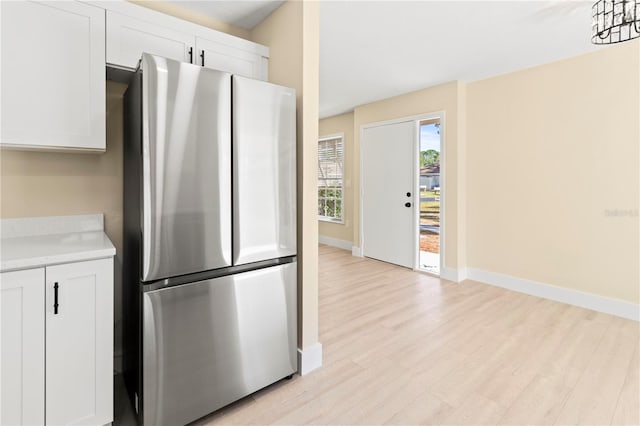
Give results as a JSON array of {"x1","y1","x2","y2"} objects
[
  {"x1": 466, "y1": 41, "x2": 640, "y2": 304},
  {"x1": 352, "y1": 81, "x2": 467, "y2": 270},
  {"x1": 324, "y1": 41, "x2": 638, "y2": 306},
  {"x1": 0, "y1": 81, "x2": 127, "y2": 359},
  {"x1": 251, "y1": 1, "x2": 320, "y2": 350},
  {"x1": 318, "y1": 112, "x2": 354, "y2": 244},
  {"x1": 129, "y1": 0, "x2": 250, "y2": 40}
]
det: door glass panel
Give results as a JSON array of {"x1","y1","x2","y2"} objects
[{"x1": 419, "y1": 120, "x2": 441, "y2": 275}]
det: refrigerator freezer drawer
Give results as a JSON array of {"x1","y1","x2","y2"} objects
[
  {"x1": 142, "y1": 262, "x2": 297, "y2": 426},
  {"x1": 141, "y1": 54, "x2": 232, "y2": 282},
  {"x1": 232, "y1": 76, "x2": 297, "y2": 265}
]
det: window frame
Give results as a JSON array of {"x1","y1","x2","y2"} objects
[{"x1": 318, "y1": 133, "x2": 345, "y2": 224}]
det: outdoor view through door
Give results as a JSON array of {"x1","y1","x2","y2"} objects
[{"x1": 419, "y1": 120, "x2": 441, "y2": 274}]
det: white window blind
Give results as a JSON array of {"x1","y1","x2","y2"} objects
[{"x1": 318, "y1": 135, "x2": 344, "y2": 222}]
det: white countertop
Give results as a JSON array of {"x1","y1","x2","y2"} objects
[{"x1": 0, "y1": 214, "x2": 116, "y2": 272}]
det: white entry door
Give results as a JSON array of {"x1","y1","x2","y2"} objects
[{"x1": 362, "y1": 121, "x2": 415, "y2": 268}]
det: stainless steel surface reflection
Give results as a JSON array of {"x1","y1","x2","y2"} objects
[
  {"x1": 232, "y1": 76, "x2": 297, "y2": 265},
  {"x1": 141, "y1": 54, "x2": 232, "y2": 282},
  {"x1": 142, "y1": 262, "x2": 297, "y2": 426}
]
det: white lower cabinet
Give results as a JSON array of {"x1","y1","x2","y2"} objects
[
  {"x1": 46, "y1": 259, "x2": 114, "y2": 426},
  {"x1": 1, "y1": 268, "x2": 45, "y2": 426},
  {"x1": 0, "y1": 258, "x2": 113, "y2": 426}
]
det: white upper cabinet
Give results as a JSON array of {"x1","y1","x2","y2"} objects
[
  {"x1": 103, "y1": 2, "x2": 269, "y2": 80},
  {"x1": 107, "y1": 11, "x2": 195, "y2": 69},
  {"x1": 197, "y1": 36, "x2": 268, "y2": 80},
  {"x1": 0, "y1": 1, "x2": 106, "y2": 151}
]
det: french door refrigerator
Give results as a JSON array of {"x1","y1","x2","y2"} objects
[{"x1": 123, "y1": 54, "x2": 297, "y2": 426}]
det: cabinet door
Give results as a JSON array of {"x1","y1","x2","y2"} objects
[
  {"x1": 197, "y1": 37, "x2": 268, "y2": 81},
  {"x1": 0, "y1": 1, "x2": 105, "y2": 151},
  {"x1": 107, "y1": 11, "x2": 195, "y2": 69},
  {"x1": 1, "y1": 268, "x2": 45, "y2": 426},
  {"x1": 45, "y1": 258, "x2": 113, "y2": 426}
]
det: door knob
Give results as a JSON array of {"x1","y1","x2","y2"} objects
[
  {"x1": 406, "y1": 192, "x2": 411, "y2": 197},
  {"x1": 405, "y1": 202, "x2": 411, "y2": 208}
]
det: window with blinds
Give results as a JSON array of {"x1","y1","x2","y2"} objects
[{"x1": 318, "y1": 135, "x2": 344, "y2": 222}]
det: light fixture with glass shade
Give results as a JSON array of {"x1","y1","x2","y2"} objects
[{"x1": 592, "y1": 0, "x2": 640, "y2": 44}]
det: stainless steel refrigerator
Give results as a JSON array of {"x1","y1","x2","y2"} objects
[{"x1": 122, "y1": 53, "x2": 297, "y2": 426}]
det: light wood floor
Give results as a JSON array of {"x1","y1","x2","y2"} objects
[{"x1": 199, "y1": 245, "x2": 640, "y2": 425}]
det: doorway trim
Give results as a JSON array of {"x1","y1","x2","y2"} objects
[{"x1": 359, "y1": 111, "x2": 446, "y2": 272}]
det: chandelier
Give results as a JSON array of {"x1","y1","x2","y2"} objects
[{"x1": 592, "y1": 0, "x2": 640, "y2": 44}]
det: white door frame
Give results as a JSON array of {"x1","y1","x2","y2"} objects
[{"x1": 359, "y1": 111, "x2": 446, "y2": 272}]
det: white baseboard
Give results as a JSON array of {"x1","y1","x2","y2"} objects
[
  {"x1": 440, "y1": 266, "x2": 465, "y2": 283},
  {"x1": 465, "y1": 267, "x2": 639, "y2": 321},
  {"x1": 459, "y1": 268, "x2": 468, "y2": 282},
  {"x1": 351, "y1": 246, "x2": 362, "y2": 257},
  {"x1": 318, "y1": 235, "x2": 353, "y2": 251},
  {"x1": 297, "y1": 342, "x2": 323, "y2": 375}
]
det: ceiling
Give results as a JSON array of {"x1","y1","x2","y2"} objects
[
  {"x1": 172, "y1": 1, "x2": 603, "y2": 119},
  {"x1": 167, "y1": 0, "x2": 284, "y2": 30}
]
